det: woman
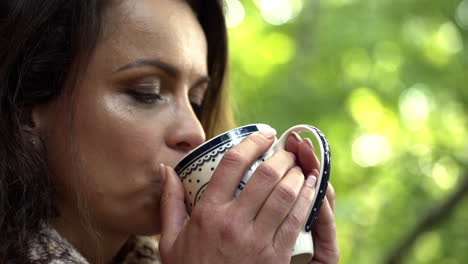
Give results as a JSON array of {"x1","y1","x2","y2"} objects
[{"x1": 0, "y1": 0, "x2": 339, "y2": 263}]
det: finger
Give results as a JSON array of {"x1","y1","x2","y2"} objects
[
  {"x1": 325, "y1": 183, "x2": 336, "y2": 213},
  {"x1": 202, "y1": 129, "x2": 276, "y2": 204},
  {"x1": 159, "y1": 165, "x2": 189, "y2": 251},
  {"x1": 273, "y1": 174, "x2": 317, "y2": 250},
  {"x1": 312, "y1": 196, "x2": 336, "y2": 241},
  {"x1": 298, "y1": 138, "x2": 321, "y2": 175},
  {"x1": 236, "y1": 149, "x2": 297, "y2": 219},
  {"x1": 285, "y1": 132, "x2": 302, "y2": 154},
  {"x1": 253, "y1": 166, "x2": 304, "y2": 238},
  {"x1": 311, "y1": 195, "x2": 339, "y2": 263}
]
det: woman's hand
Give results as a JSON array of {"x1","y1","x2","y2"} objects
[
  {"x1": 286, "y1": 133, "x2": 339, "y2": 264},
  {"x1": 158, "y1": 129, "x2": 319, "y2": 264},
  {"x1": 309, "y1": 184, "x2": 339, "y2": 264}
]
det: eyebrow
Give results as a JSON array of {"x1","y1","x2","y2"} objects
[{"x1": 115, "y1": 58, "x2": 211, "y2": 88}]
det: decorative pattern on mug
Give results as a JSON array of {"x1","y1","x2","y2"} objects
[{"x1": 179, "y1": 142, "x2": 234, "y2": 181}]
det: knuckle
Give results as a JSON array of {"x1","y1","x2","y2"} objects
[
  {"x1": 159, "y1": 192, "x2": 171, "y2": 208},
  {"x1": 319, "y1": 243, "x2": 340, "y2": 262},
  {"x1": 275, "y1": 184, "x2": 298, "y2": 204},
  {"x1": 190, "y1": 205, "x2": 212, "y2": 229},
  {"x1": 298, "y1": 188, "x2": 314, "y2": 203},
  {"x1": 287, "y1": 168, "x2": 305, "y2": 186},
  {"x1": 277, "y1": 149, "x2": 295, "y2": 162},
  {"x1": 221, "y1": 148, "x2": 246, "y2": 167},
  {"x1": 160, "y1": 189, "x2": 183, "y2": 211},
  {"x1": 288, "y1": 211, "x2": 304, "y2": 228},
  {"x1": 334, "y1": 249, "x2": 341, "y2": 262},
  {"x1": 264, "y1": 200, "x2": 285, "y2": 218},
  {"x1": 256, "y1": 163, "x2": 281, "y2": 182},
  {"x1": 247, "y1": 132, "x2": 268, "y2": 146},
  {"x1": 219, "y1": 221, "x2": 240, "y2": 243},
  {"x1": 327, "y1": 183, "x2": 336, "y2": 200},
  {"x1": 291, "y1": 166, "x2": 304, "y2": 178}
]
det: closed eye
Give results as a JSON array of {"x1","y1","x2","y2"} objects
[
  {"x1": 127, "y1": 90, "x2": 163, "y2": 104},
  {"x1": 191, "y1": 101, "x2": 203, "y2": 119}
]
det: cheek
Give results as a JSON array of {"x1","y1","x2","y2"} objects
[
  {"x1": 73, "y1": 96, "x2": 165, "y2": 195},
  {"x1": 43, "y1": 88, "x2": 171, "y2": 234},
  {"x1": 45, "y1": 90, "x2": 168, "y2": 203}
]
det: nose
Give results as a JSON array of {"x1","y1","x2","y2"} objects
[{"x1": 166, "y1": 99, "x2": 206, "y2": 153}]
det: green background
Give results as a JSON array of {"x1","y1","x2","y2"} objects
[{"x1": 226, "y1": 0, "x2": 468, "y2": 263}]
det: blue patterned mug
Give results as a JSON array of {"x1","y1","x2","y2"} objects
[{"x1": 175, "y1": 124, "x2": 331, "y2": 263}]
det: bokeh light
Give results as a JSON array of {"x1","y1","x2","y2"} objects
[
  {"x1": 435, "y1": 22, "x2": 464, "y2": 54},
  {"x1": 352, "y1": 134, "x2": 392, "y2": 167},
  {"x1": 256, "y1": 0, "x2": 303, "y2": 25},
  {"x1": 439, "y1": 102, "x2": 468, "y2": 148},
  {"x1": 423, "y1": 21, "x2": 464, "y2": 66},
  {"x1": 402, "y1": 17, "x2": 432, "y2": 47},
  {"x1": 225, "y1": 0, "x2": 245, "y2": 28},
  {"x1": 399, "y1": 84, "x2": 433, "y2": 130},
  {"x1": 260, "y1": 32, "x2": 294, "y2": 64},
  {"x1": 430, "y1": 157, "x2": 460, "y2": 190},
  {"x1": 413, "y1": 232, "x2": 442, "y2": 262},
  {"x1": 456, "y1": 0, "x2": 468, "y2": 30},
  {"x1": 348, "y1": 87, "x2": 384, "y2": 130}
]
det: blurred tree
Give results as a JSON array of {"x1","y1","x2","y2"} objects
[{"x1": 226, "y1": 0, "x2": 468, "y2": 263}]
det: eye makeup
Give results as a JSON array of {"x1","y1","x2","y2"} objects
[{"x1": 113, "y1": 59, "x2": 209, "y2": 117}]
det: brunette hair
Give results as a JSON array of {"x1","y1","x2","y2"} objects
[{"x1": 0, "y1": 0, "x2": 232, "y2": 262}]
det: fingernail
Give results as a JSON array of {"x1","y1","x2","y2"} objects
[
  {"x1": 259, "y1": 127, "x2": 277, "y2": 139},
  {"x1": 305, "y1": 174, "x2": 317, "y2": 187},
  {"x1": 291, "y1": 131, "x2": 302, "y2": 142},
  {"x1": 304, "y1": 138, "x2": 314, "y2": 150},
  {"x1": 159, "y1": 163, "x2": 166, "y2": 185}
]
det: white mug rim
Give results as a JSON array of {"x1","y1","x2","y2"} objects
[{"x1": 174, "y1": 123, "x2": 270, "y2": 174}]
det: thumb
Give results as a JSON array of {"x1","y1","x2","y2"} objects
[{"x1": 159, "y1": 164, "x2": 188, "y2": 250}]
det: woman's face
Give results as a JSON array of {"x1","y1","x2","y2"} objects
[{"x1": 37, "y1": 0, "x2": 207, "y2": 235}]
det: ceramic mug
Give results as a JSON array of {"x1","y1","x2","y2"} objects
[{"x1": 174, "y1": 124, "x2": 331, "y2": 263}]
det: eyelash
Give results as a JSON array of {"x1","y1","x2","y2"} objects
[
  {"x1": 127, "y1": 90, "x2": 162, "y2": 104},
  {"x1": 127, "y1": 90, "x2": 204, "y2": 119},
  {"x1": 191, "y1": 102, "x2": 204, "y2": 119}
]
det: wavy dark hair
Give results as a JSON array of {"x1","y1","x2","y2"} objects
[{"x1": 0, "y1": 0, "x2": 230, "y2": 262}]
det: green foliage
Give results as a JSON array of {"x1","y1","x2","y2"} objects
[{"x1": 227, "y1": 0, "x2": 468, "y2": 263}]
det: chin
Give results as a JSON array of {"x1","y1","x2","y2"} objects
[
  {"x1": 113, "y1": 193, "x2": 162, "y2": 236},
  {"x1": 130, "y1": 208, "x2": 162, "y2": 236}
]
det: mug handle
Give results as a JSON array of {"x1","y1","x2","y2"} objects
[{"x1": 272, "y1": 125, "x2": 332, "y2": 232}]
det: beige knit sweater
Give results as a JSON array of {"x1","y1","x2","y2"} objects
[{"x1": 28, "y1": 226, "x2": 162, "y2": 264}]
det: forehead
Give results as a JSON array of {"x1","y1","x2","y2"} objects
[{"x1": 94, "y1": 0, "x2": 208, "y2": 75}]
